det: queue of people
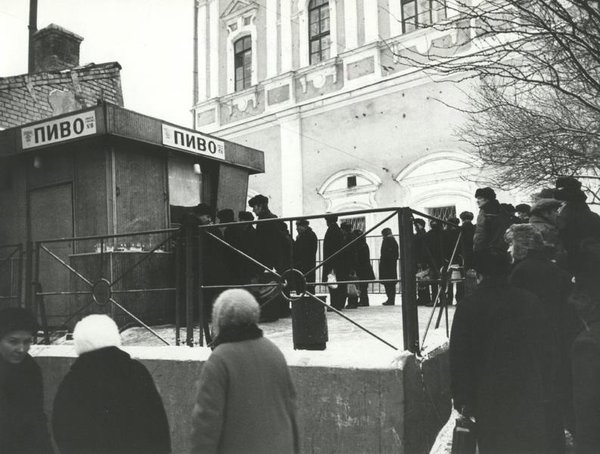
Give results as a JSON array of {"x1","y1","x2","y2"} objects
[{"x1": 449, "y1": 177, "x2": 600, "y2": 454}]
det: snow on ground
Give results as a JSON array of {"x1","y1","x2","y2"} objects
[{"x1": 118, "y1": 294, "x2": 453, "y2": 368}]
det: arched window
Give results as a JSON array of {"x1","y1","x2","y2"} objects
[
  {"x1": 309, "y1": 0, "x2": 330, "y2": 64},
  {"x1": 401, "y1": 0, "x2": 447, "y2": 33},
  {"x1": 234, "y1": 36, "x2": 252, "y2": 91}
]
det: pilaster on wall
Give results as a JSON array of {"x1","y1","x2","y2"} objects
[
  {"x1": 196, "y1": 0, "x2": 208, "y2": 101},
  {"x1": 266, "y1": 0, "x2": 279, "y2": 78},
  {"x1": 344, "y1": 0, "x2": 359, "y2": 49},
  {"x1": 209, "y1": 0, "x2": 221, "y2": 98},
  {"x1": 279, "y1": 113, "x2": 303, "y2": 216},
  {"x1": 363, "y1": 0, "x2": 379, "y2": 43}
]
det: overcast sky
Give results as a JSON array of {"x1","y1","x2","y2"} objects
[{"x1": 0, "y1": 0, "x2": 193, "y2": 126}]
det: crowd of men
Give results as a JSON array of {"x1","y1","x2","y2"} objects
[
  {"x1": 182, "y1": 194, "x2": 403, "y2": 322},
  {"x1": 447, "y1": 177, "x2": 600, "y2": 454}
]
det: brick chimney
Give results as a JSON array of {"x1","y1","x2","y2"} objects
[{"x1": 31, "y1": 24, "x2": 83, "y2": 73}]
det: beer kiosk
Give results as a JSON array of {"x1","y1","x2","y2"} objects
[{"x1": 0, "y1": 103, "x2": 264, "y2": 327}]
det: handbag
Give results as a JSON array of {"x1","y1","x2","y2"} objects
[
  {"x1": 347, "y1": 282, "x2": 359, "y2": 298},
  {"x1": 451, "y1": 414, "x2": 476, "y2": 454},
  {"x1": 326, "y1": 271, "x2": 338, "y2": 289}
]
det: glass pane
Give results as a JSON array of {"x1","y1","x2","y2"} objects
[
  {"x1": 321, "y1": 45, "x2": 330, "y2": 60},
  {"x1": 311, "y1": 40, "x2": 320, "y2": 53},
  {"x1": 235, "y1": 40, "x2": 243, "y2": 53},
  {"x1": 404, "y1": 18, "x2": 417, "y2": 33},
  {"x1": 418, "y1": 0, "x2": 429, "y2": 14},
  {"x1": 321, "y1": 17, "x2": 330, "y2": 32},
  {"x1": 321, "y1": 36, "x2": 330, "y2": 51},
  {"x1": 418, "y1": 11, "x2": 431, "y2": 26},
  {"x1": 311, "y1": 51, "x2": 322, "y2": 64},
  {"x1": 321, "y1": 6, "x2": 330, "y2": 19},
  {"x1": 310, "y1": 10, "x2": 319, "y2": 24},
  {"x1": 310, "y1": 23, "x2": 320, "y2": 36},
  {"x1": 402, "y1": 2, "x2": 416, "y2": 18},
  {"x1": 243, "y1": 36, "x2": 251, "y2": 50}
]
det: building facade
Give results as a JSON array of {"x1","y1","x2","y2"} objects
[{"x1": 191, "y1": 0, "x2": 515, "y2": 229}]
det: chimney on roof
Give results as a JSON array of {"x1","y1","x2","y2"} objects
[{"x1": 31, "y1": 24, "x2": 83, "y2": 73}]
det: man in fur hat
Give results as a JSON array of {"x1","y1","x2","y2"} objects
[
  {"x1": 0, "y1": 308, "x2": 52, "y2": 454},
  {"x1": 529, "y1": 198, "x2": 564, "y2": 262},
  {"x1": 505, "y1": 224, "x2": 577, "y2": 451},
  {"x1": 555, "y1": 177, "x2": 600, "y2": 272},
  {"x1": 473, "y1": 187, "x2": 511, "y2": 252}
]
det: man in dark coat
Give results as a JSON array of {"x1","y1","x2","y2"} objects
[
  {"x1": 353, "y1": 230, "x2": 375, "y2": 307},
  {"x1": 506, "y1": 224, "x2": 576, "y2": 452},
  {"x1": 473, "y1": 187, "x2": 511, "y2": 252},
  {"x1": 414, "y1": 219, "x2": 431, "y2": 305},
  {"x1": 570, "y1": 239, "x2": 600, "y2": 453},
  {"x1": 322, "y1": 214, "x2": 348, "y2": 310},
  {"x1": 456, "y1": 211, "x2": 475, "y2": 303},
  {"x1": 249, "y1": 194, "x2": 290, "y2": 317},
  {"x1": 0, "y1": 308, "x2": 52, "y2": 454},
  {"x1": 249, "y1": 194, "x2": 287, "y2": 274},
  {"x1": 52, "y1": 314, "x2": 171, "y2": 454},
  {"x1": 379, "y1": 227, "x2": 399, "y2": 306},
  {"x1": 293, "y1": 219, "x2": 318, "y2": 293},
  {"x1": 529, "y1": 198, "x2": 564, "y2": 262},
  {"x1": 237, "y1": 211, "x2": 259, "y2": 282},
  {"x1": 217, "y1": 208, "x2": 244, "y2": 285},
  {"x1": 450, "y1": 248, "x2": 553, "y2": 454},
  {"x1": 424, "y1": 220, "x2": 445, "y2": 305},
  {"x1": 555, "y1": 177, "x2": 600, "y2": 273}
]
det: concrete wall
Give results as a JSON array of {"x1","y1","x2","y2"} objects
[{"x1": 31, "y1": 344, "x2": 450, "y2": 454}]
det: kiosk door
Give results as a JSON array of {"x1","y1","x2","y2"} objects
[{"x1": 29, "y1": 183, "x2": 74, "y2": 324}]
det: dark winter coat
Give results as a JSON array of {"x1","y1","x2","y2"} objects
[
  {"x1": 460, "y1": 221, "x2": 475, "y2": 269},
  {"x1": 473, "y1": 199, "x2": 511, "y2": 251},
  {"x1": 450, "y1": 278, "x2": 552, "y2": 454},
  {"x1": 322, "y1": 223, "x2": 347, "y2": 280},
  {"x1": 379, "y1": 235, "x2": 399, "y2": 279},
  {"x1": 509, "y1": 253, "x2": 577, "y2": 451},
  {"x1": 52, "y1": 346, "x2": 171, "y2": 454},
  {"x1": 238, "y1": 224, "x2": 259, "y2": 281},
  {"x1": 572, "y1": 317, "x2": 600, "y2": 454},
  {"x1": 294, "y1": 227, "x2": 318, "y2": 282},
  {"x1": 255, "y1": 211, "x2": 286, "y2": 272},
  {"x1": 557, "y1": 200, "x2": 600, "y2": 272},
  {"x1": 423, "y1": 226, "x2": 445, "y2": 271},
  {"x1": 0, "y1": 354, "x2": 52, "y2": 454},
  {"x1": 355, "y1": 240, "x2": 375, "y2": 281},
  {"x1": 190, "y1": 332, "x2": 299, "y2": 454}
]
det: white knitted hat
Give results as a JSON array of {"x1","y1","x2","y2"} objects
[{"x1": 73, "y1": 314, "x2": 121, "y2": 356}]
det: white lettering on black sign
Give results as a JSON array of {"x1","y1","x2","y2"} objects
[
  {"x1": 21, "y1": 111, "x2": 97, "y2": 149},
  {"x1": 162, "y1": 124, "x2": 225, "y2": 160}
]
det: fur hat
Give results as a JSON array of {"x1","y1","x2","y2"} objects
[
  {"x1": 73, "y1": 314, "x2": 121, "y2": 356},
  {"x1": 515, "y1": 203, "x2": 531, "y2": 215},
  {"x1": 324, "y1": 214, "x2": 338, "y2": 223},
  {"x1": 238, "y1": 211, "x2": 254, "y2": 221},
  {"x1": 212, "y1": 289, "x2": 260, "y2": 336},
  {"x1": 296, "y1": 219, "x2": 310, "y2": 227},
  {"x1": 459, "y1": 211, "x2": 474, "y2": 221},
  {"x1": 555, "y1": 177, "x2": 586, "y2": 202},
  {"x1": 194, "y1": 203, "x2": 213, "y2": 216},
  {"x1": 475, "y1": 187, "x2": 496, "y2": 200},
  {"x1": 382, "y1": 227, "x2": 392, "y2": 236},
  {"x1": 531, "y1": 198, "x2": 562, "y2": 216},
  {"x1": 248, "y1": 194, "x2": 269, "y2": 207},
  {"x1": 217, "y1": 208, "x2": 234, "y2": 223},
  {"x1": 504, "y1": 224, "x2": 544, "y2": 261},
  {"x1": 0, "y1": 307, "x2": 37, "y2": 340}
]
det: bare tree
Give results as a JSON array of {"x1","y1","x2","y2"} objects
[{"x1": 393, "y1": 0, "x2": 600, "y2": 194}]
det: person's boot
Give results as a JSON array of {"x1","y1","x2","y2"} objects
[{"x1": 382, "y1": 300, "x2": 395, "y2": 306}]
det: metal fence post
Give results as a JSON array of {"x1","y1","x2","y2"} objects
[
  {"x1": 398, "y1": 207, "x2": 419, "y2": 353},
  {"x1": 184, "y1": 221, "x2": 195, "y2": 347},
  {"x1": 197, "y1": 229, "x2": 205, "y2": 347}
]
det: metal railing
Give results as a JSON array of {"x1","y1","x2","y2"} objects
[{"x1": 1, "y1": 206, "x2": 466, "y2": 354}]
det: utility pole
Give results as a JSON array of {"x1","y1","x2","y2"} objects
[{"x1": 28, "y1": 0, "x2": 38, "y2": 73}]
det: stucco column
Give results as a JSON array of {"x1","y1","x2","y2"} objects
[
  {"x1": 266, "y1": 0, "x2": 278, "y2": 78},
  {"x1": 389, "y1": 0, "x2": 403, "y2": 37},
  {"x1": 281, "y1": 0, "x2": 293, "y2": 72},
  {"x1": 363, "y1": 0, "x2": 379, "y2": 43},
  {"x1": 344, "y1": 0, "x2": 358, "y2": 49},
  {"x1": 196, "y1": 0, "x2": 208, "y2": 101},
  {"x1": 209, "y1": 0, "x2": 220, "y2": 97},
  {"x1": 279, "y1": 113, "x2": 303, "y2": 217}
]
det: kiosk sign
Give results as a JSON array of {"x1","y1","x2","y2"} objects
[
  {"x1": 162, "y1": 124, "x2": 225, "y2": 160},
  {"x1": 21, "y1": 111, "x2": 97, "y2": 149}
]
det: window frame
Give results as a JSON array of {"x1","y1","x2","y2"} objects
[
  {"x1": 401, "y1": 0, "x2": 447, "y2": 33},
  {"x1": 233, "y1": 35, "x2": 252, "y2": 92},
  {"x1": 308, "y1": 0, "x2": 331, "y2": 64}
]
